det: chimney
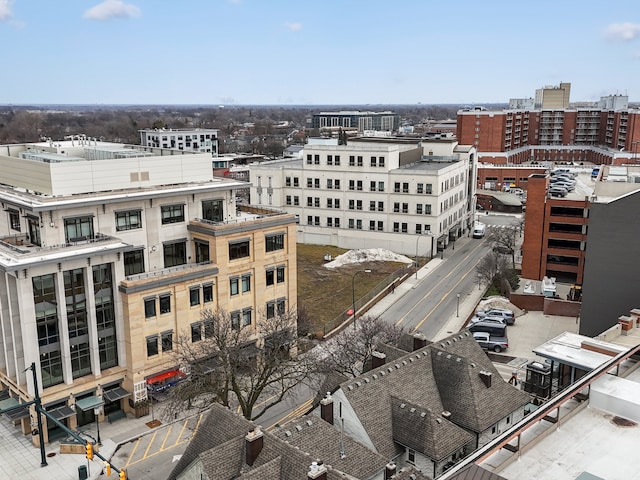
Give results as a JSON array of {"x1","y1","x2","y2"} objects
[
  {"x1": 371, "y1": 351, "x2": 386, "y2": 369},
  {"x1": 245, "y1": 427, "x2": 264, "y2": 466},
  {"x1": 384, "y1": 462, "x2": 397, "y2": 479},
  {"x1": 308, "y1": 461, "x2": 328, "y2": 480},
  {"x1": 320, "y1": 393, "x2": 334, "y2": 425},
  {"x1": 412, "y1": 332, "x2": 428, "y2": 351},
  {"x1": 479, "y1": 370, "x2": 492, "y2": 388}
]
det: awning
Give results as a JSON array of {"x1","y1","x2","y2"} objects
[
  {"x1": 48, "y1": 405, "x2": 76, "y2": 421},
  {"x1": 103, "y1": 387, "x2": 131, "y2": 403},
  {"x1": 0, "y1": 397, "x2": 19, "y2": 413},
  {"x1": 146, "y1": 368, "x2": 183, "y2": 385},
  {"x1": 5, "y1": 404, "x2": 30, "y2": 421},
  {"x1": 75, "y1": 396, "x2": 104, "y2": 412}
]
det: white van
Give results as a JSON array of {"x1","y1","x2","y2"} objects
[{"x1": 472, "y1": 223, "x2": 486, "y2": 239}]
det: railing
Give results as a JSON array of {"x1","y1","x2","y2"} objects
[
  {"x1": 0, "y1": 232, "x2": 115, "y2": 255},
  {"x1": 125, "y1": 261, "x2": 212, "y2": 282}
]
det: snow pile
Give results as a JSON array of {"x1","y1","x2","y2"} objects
[
  {"x1": 476, "y1": 296, "x2": 525, "y2": 316},
  {"x1": 324, "y1": 248, "x2": 413, "y2": 269}
]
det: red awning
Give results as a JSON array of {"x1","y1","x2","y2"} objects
[{"x1": 146, "y1": 369, "x2": 184, "y2": 385}]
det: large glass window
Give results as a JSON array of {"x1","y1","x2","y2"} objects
[
  {"x1": 64, "y1": 216, "x2": 94, "y2": 242},
  {"x1": 144, "y1": 298, "x2": 156, "y2": 318},
  {"x1": 115, "y1": 210, "x2": 142, "y2": 231},
  {"x1": 265, "y1": 233, "x2": 284, "y2": 252},
  {"x1": 70, "y1": 342, "x2": 91, "y2": 379},
  {"x1": 163, "y1": 241, "x2": 186, "y2": 268},
  {"x1": 229, "y1": 240, "x2": 250, "y2": 260},
  {"x1": 33, "y1": 274, "x2": 59, "y2": 347},
  {"x1": 124, "y1": 249, "x2": 145, "y2": 276},
  {"x1": 8, "y1": 209, "x2": 20, "y2": 231},
  {"x1": 202, "y1": 199, "x2": 224, "y2": 222},
  {"x1": 28, "y1": 217, "x2": 41, "y2": 246},
  {"x1": 161, "y1": 204, "x2": 185, "y2": 224},
  {"x1": 93, "y1": 264, "x2": 117, "y2": 369},
  {"x1": 40, "y1": 351, "x2": 63, "y2": 388}
]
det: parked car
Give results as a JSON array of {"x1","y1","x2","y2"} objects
[
  {"x1": 552, "y1": 175, "x2": 576, "y2": 185},
  {"x1": 551, "y1": 181, "x2": 575, "y2": 191},
  {"x1": 469, "y1": 315, "x2": 507, "y2": 325},
  {"x1": 511, "y1": 188, "x2": 524, "y2": 196},
  {"x1": 477, "y1": 308, "x2": 515, "y2": 325},
  {"x1": 548, "y1": 186, "x2": 568, "y2": 197},
  {"x1": 472, "y1": 331, "x2": 509, "y2": 353},
  {"x1": 468, "y1": 321, "x2": 507, "y2": 337}
]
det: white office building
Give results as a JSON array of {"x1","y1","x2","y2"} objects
[{"x1": 249, "y1": 137, "x2": 477, "y2": 257}]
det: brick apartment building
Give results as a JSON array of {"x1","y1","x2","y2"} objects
[{"x1": 521, "y1": 174, "x2": 589, "y2": 284}]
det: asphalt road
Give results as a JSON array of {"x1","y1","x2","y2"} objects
[{"x1": 382, "y1": 236, "x2": 492, "y2": 338}]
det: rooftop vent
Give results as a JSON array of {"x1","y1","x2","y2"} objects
[{"x1": 479, "y1": 370, "x2": 493, "y2": 388}]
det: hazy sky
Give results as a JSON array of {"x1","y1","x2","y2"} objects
[{"x1": 2, "y1": 0, "x2": 640, "y2": 105}]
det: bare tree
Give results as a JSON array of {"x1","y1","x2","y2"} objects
[
  {"x1": 488, "y1": 220, "x2": 522, "y2": 268},
  {"x1": 476, "y1": 252, "x2": 519, "y2": 296},
  {"x1": 163, "y1": 308, "x2": 317, "y2": 421},
  {"x1": 313, "y1": 314, "x2": 408, "y2": 378}
]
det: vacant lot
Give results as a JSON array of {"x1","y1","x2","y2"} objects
[{"x1": 296, "y1": 244, "x2": 410, "y2": 336}]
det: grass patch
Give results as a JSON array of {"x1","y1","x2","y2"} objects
[{"x1": 296, "y1": 244, "x2": 409, "y2": 335}]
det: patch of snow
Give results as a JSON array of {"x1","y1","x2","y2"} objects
[
  {"x1": 476, "y1": 295, "x2": 525, "y2": 316},
  {"x1": 324, "y1": 248, "x2": 413, "y2": 269}
]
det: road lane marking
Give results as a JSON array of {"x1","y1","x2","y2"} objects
[
  {"x1": 160, "y1": 425, "x2": 173, "y2": 451},
  {"x1": 396, "y1": 241, "x2": 487, "y2": 326},
  {"x1": 414, "y1": 256, "x2": 484, "y2": 331},
  {"x1": 143, "y1": 431, "x2": 157, "y2": 458},
  {"x1": 174, "y1": 418, "x2": 189, "y2": 446},
  {"x1": 125, "y1": 438, "x2": 141, "y2": 467}
]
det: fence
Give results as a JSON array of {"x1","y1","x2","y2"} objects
[{"x1": 321, "y1": 265, "x2": 411, "y2": 338}]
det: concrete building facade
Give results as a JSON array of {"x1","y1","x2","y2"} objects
[
  {"x1": 0, "y1": 140, "x2": 296, "y2": 443},
  {"x1": 311, "y1": 111, "x2": 401, "y2": 133},
  {"x1": 248, "y1": 137, "x2": 477, "y2": 257},
  {"x1": 139, "y1": 128, "x2": 218, "y2": 156}
]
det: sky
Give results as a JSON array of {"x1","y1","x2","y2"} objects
[{"x1": 1, "y1": 0, "x2": 640, "y2": 105}]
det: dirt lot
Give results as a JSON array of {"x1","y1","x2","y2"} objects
[{"x1": 296, "y1": 244, "x2": 410, "y2": 335}]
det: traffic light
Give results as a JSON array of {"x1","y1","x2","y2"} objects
[
  {"x1": 119, "y1": 469, "x2": 127, "y2": 480},
  {"x1": 85, "y1": 442, "x2": 93, "y2": 460},
  {"x1": 103, "y1": 461, "x2": 111, "y2": 476}
]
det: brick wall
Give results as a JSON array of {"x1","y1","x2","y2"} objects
[
  {"x1": 543, "y1": 298, "x2": 581, "y2": 317},
  {"x1": 510, "y1": 293, "x2": 545, "y2": 311}
]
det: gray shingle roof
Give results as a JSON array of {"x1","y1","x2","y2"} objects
[
  {"x1": 445, "y1": 463, "x2": 508, "y2": 480},
  {"x1": 272, "y1": 416, "x2": 388, "y2": 479},
  {"x1": 390, "y1": 397, "x2": 473, "y2": 461}
]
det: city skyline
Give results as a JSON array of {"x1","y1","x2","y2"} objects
[{"x1": 2, "y1": 0, "x2": 640, "y2": 105}]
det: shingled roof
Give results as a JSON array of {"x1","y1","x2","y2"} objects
[
  {"x1": 430, "y1": 332, "x2": 531, "y2": 432},
  {"x1": 390, "y1": 397, "x2": 473, "y2": 461}
]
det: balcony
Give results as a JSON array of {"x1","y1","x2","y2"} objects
[{"x1": 188, "y1": 207, "x2": 296, "y2": 238}]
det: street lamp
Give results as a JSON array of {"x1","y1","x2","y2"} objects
[
  {"x1": 351, "y1": 269, "x2": 371, "y2": 329},
  {"x1": 456, "y1": 293, "x2": 461, "y2": 317},
  {"x1": 94, "y1": 406, "x2": 102, "y2": 446}
]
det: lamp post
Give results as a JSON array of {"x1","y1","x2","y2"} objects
[
  {"x1": 456, "y1": 293, "x2": 461, "y2": 317},
  {"x1": 477, "y1": 273, "x2": 482, "y2": 291},
  {"x1": 94, "y1": 406, "x2": 102, "y2": 446},
  {"x1": 352, "y1": 269, "x2": 371, "y2": 329}
]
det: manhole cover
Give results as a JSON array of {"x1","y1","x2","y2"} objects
[
  {"x1": 47, "y1": 452, "x2": 56, "y2": 457},
  {"x1": 612, "y1": 416, "x2": 637, "y2": 427}
]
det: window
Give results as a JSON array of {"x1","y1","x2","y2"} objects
[
  {"x1": 370, "y1": 201, "x2": 376, "y2": 211},
  {"x1": 378, "y1": 201, "x2": 384, "y2": 212},
  {"x1": 161, "y1": 204, "x2": 185, "y2": 224},
  {"x1": 357, "y1": 156, "x2": 363, "y2": 166},
  {"x1": 306, "y1": 154, "x2": 312, "y2": 165},
  {"x1": 416, "y1": 224, "x2": 422, "y2": 234},
  {"x1": 124, "y1": 249, "x2": 145, "y2": 276},
  {"x1": 425, "y1": 183, "x2": 433, "y2": 194},
  {"x1": 285, "y1": 177, "x2": 291, "y2": 186},
  {"x1": 203, "y1": 283, "x2": 213, "y2": 303},
  {"x1": 327, "y1": 155, "x2": 333, "y2": 165},
  {"x1": 356, "y1": 220, "x2": 362, "y2": 230},
  {"x1": 307, "y1": 178, "x2": 313, "y2": 188},
  {"x1": 277, "y1": 298, "x2": 286, "y2": 315},
  {"x1": 229, "y1": 240, "x2": 250, "y2": 260},
  {"x1": 394, "y1": 202, "x2": 400, "y2": 213},
  {"x1": 349, "y1": 180, "x2": 355, "y2": 191},
  {"x1": 8, "y1": 209, "x2": 20, "y2": 231},
  {"x1": 159, "y1": 294, "x2": 171, "y2": 314},
  {"x1": 402, "y1": 182, "x2": 409, "y2": 193},
  {"x1": 334, "y1": 199, "x2": 340, "y2": 209},
  {"x1": 294, "y1": 196, "x2": 299, "y2": 206},
  {"x1": 327, "y1": 179, "x2": 333, "y2": 189},
  {"x1": 115, "y1": 210, "x2": 142, "y2": 231},
  {"x1": 417, "y1": 183, "x2": 424, "y2": 194},
  {"x1": 202, "y1": 199, "x2": 224, "y2": 222},
  {"x1": 266, "y1": 302, "x2": 275, "y2": 319},
  {"x1": 293, "y1": 177, "x2": 299, "y2": 187},
  {"x1": 334, "y1": 218, "x2": 340, "y2": 228},
  {"x1": 327, "y1": 217, "x2": 333, "y2": 227},
  {"x1": 357, "y1": 181, "x2": 363, "y2": 191},
  {"x1": 231, "y1": 311, "x2": 241, "y2": 330},
  {"x1": 161, "y1": 331, "x2": 173, "y2": 352},
  {"x1": 314, "y1": 197, "x2": 320, "y2": 207},
  {"x1": 327, "y1": 198, "x2": 333, "y2": 209},
  {"x1": 334, "y1": 155, "x2": 340, "y2": 165},
  {"x1": 393, "y1": 222, "x2": 400, "y2": 232},
  {"x1": 195, "y1": 240, "x2": 209, "y2": 263},
  {"x1": 242, "y1": 309, "x2": 252, "y2": 327},
  {"x1": 307, "y1": 197, "x2": 313, "y2": 207},
  {"x1": 416, "y1": 204, "x2": 423, "y2": 215},
  {"x1": 349, "y1": 155, "x2": 355, "y2": 166},
  {"x1": 408, "y1": 448, "x2": 416, "y2": 464},
  {"x1": 402, "y1": 203, "x2": 408, "y2": 213},
  {"x1": 348, "y1": 219, "x2": 355, "y2": 229},
  {"x1": 276, "y1": 266, "x2": 285, "y2": 283},
  {"x1": 164, "y1": 241, "x2": 186, "y2": 268},
  {"x1": 266, "y1": 269, "x2": 275, "y2": 286},
  {"x1": 191, "y1": 323, "x2": 202, "y2": 342},
  {"x1": 377, "y1": 221, "x2": 383, "y2": 231},
  {"x1": 307, "y1": 215, "x2": 312, "y2": 225},
  {"x1": 145, "y1": 298, "x2": 156, "y2": 318},
  {"x1": 370, "y1": 156, "x2": 377, "y2": 167},
  {"x1": 28, "y1": 217, "x2": 41, "y2": 246},
  {"x1": 401, "y1": 223, "x2": 408, "y2": 233},
  {"x1": 425, "y1": 204, "x2": 432, "y2": 215},
  {"x1": 379, "y1": 156, "x2": 385, "y2": 167},
  {"x1": 334, "y1": 179, "x2": 340, "y2": 189},
  {"x1": 369, "y1": 220, "x2": 376, "y2": 230},
  {"x1": 356, "y1": 200, "x2": 362, "y2": 210},
  {"x1": 349, "y1": 200, "x2": 355, "y2": 210},
  {"x1": 242, "y1": 274, "x2": 251, "y2": 293},
  {"x1": 314, "y1": 155, "x2": 320, "y2": 165},
  {"x1": 378, "y1": 181, "x2": 384, "y2": 192},
  {"x1": 64, "y1": 216, "x2": 94, "y2": 242},
  {"x1": 230, "y1": 278, "x2": 239, "y2": 296},
  {"x1": 370, "y1": 181, "x2": 376, "y2": 192},
  {"x1": 266, "y1": 233, "x2": 285, "y2": 252},
  {"x1": 190, "y1": 287, "x2": 200, "y2": 306},
  {"x1": 314, "y1": 178, "x2": 320, "y2": 188},
  {"x1": 394, "y1": 182, "x2": 401, "y2": 193},
  {"x1": 314, "y1": 216, "x2": 320, "y2": 226},
  {"x1": 146, "y1": 336, "x2": 158, "y2": 356}
]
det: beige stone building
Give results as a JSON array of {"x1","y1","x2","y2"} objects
[{"x1": 0, "y1": 139, "x2": 296, "y2": 443}]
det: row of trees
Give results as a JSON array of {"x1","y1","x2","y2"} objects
[
  {"x1": 476, "y1": 220, "x2": 523, "y2": 296},
  {"x1": 161, "y1": 308, "x2": 407, "y2": 421}
]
